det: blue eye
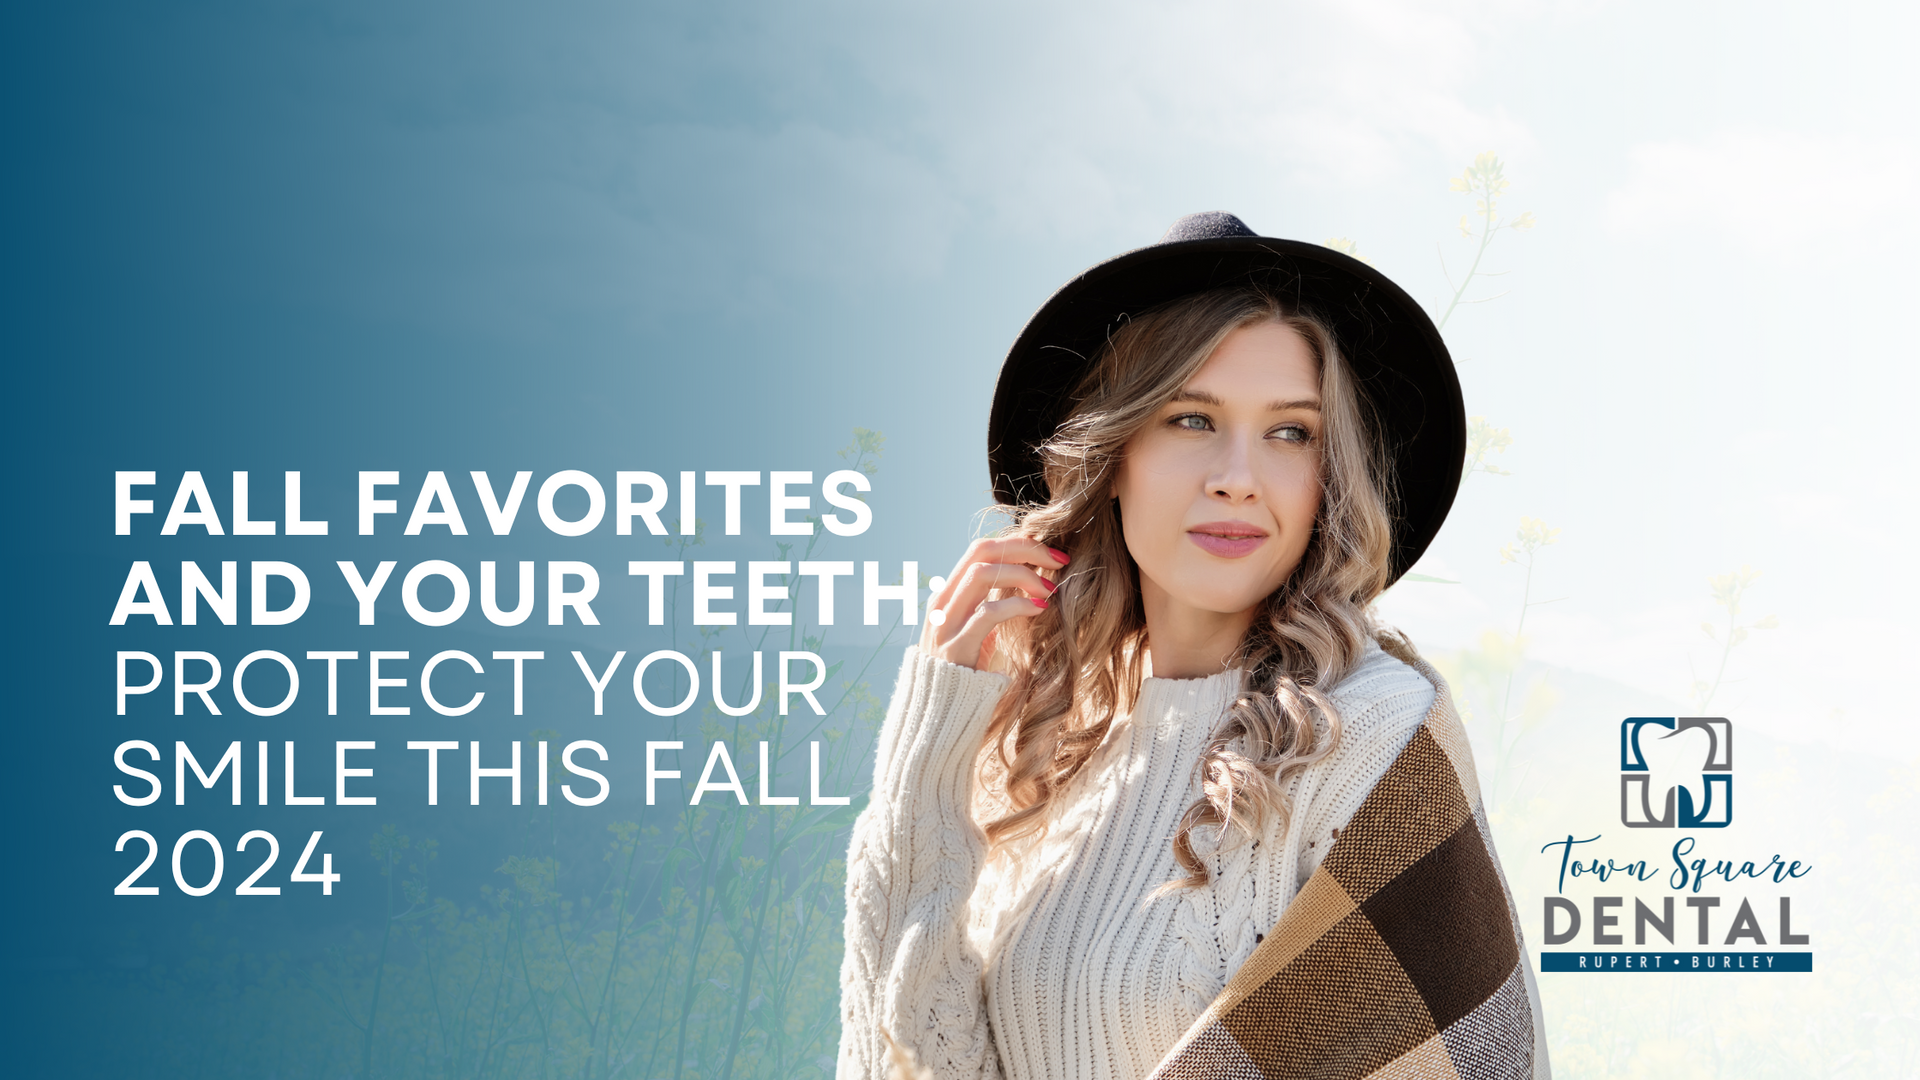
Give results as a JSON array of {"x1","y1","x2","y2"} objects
[
  {"x1": 1269, "y1": 423, "x2": 1313, "y2": 444},
  {"x1": 1172, "y1": 413, "x2": 1213, "y2": 432}
]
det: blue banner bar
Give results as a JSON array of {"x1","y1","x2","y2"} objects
[{"x1": 1541, "y1": 951, "x2": 1811, "y2": 972}]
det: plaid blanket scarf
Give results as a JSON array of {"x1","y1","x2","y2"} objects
[{"x1": 1148, "y1": 642, "x2": 1548, "y2": 1080}]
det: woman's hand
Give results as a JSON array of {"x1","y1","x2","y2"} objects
[{"x1": 920, "y1": 538, "x2": 1069, "y2": 670}]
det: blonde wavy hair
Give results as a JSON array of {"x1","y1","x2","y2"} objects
[{"x1": 980, "y1": 286, "x2": 1397, "y2": 888}]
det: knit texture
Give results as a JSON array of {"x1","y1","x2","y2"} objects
[
  {"x1": 838, "y1": 638, "x2": 1435, "y2": 1080},
  {"x1": 1143, "y1": 640, "x2": 1547, "y2": 1080}
]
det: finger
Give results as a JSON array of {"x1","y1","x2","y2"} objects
[
  {"x1": 934, "y1": 562, "x2": 1057, "y2": 638},
  {"x1": 971, "y1": 536, "x2": 1071, "y2": 573},
  {"x1": 931, "y1": 537, "x2": 1069, "y2": 610},
  {"x1": 925, "y1": 538, "x2": 1068, "y2": 652},
  {"x1": 917, "y1": 572, "x2": 970, "y2": 650},
  {"x1": 938, "y1": 594, "x2": 1048, "y2": 669},
  {"x1": 954, "y1": 560, "x2": 1057, "y2": 606}
]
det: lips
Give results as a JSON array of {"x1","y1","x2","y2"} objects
[{"x1": 1186, "y1": 521, "x2": 1269, "y2": 558}]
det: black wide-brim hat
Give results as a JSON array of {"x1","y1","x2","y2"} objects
[{"x1": 987, "y1": 212, "x2": 1464, "y2": 584}]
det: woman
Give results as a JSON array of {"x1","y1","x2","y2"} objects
[{"x1": 838, "y1": 214, "x2": 1547, "y2": 1080}]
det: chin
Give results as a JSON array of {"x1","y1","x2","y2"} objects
[{"x1": 1179, "y1": 584, "x2": 1277, "y2": 618}]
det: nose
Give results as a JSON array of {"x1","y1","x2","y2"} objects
[{"x1": 1207, "y1": 432, "x2": 1259, "y2": 503}]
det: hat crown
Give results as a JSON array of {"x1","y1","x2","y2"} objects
[{"x1": 1159, "y1": 212, "x2": 1257, "y2": 243}]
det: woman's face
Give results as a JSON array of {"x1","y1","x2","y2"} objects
[{"x1": 1112, "y1": 320, "x2": 1325, "y2": 626}]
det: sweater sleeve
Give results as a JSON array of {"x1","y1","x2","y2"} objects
[{"x1": 837, "y1": 647, "x2": 1011, "y2": 1080}]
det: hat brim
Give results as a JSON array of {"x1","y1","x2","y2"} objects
[{"x1": 987, "y1": 236, "x2": 1464, "y2": 584}]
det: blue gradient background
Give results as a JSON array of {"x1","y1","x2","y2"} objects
[{"x1": 7, "y1": 1, "x2": 1918, "y2": 1076}]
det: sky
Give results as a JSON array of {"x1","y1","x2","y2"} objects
[
  {"x1": 13, "y1": 0, "x2": 1920, "y2": 885},
  {"x1": 28, "y1": 0, "x2": 1911, "y2": 748},
  {"x1": 6, "y1": 1, "x2": 1917, "y2": 1071}
]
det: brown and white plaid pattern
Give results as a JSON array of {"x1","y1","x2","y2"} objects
[{"x1": 1148, "y1": 642, "x2": 1542, "y2": 1080}]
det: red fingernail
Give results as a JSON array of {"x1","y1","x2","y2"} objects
[
  {"x1": 1048, "y1": 547, "x2": 1069, "y2": 564},
  {"x1": 1032, "y1": 598, "x2": 1049, "y2": 609},
  {"x1": 1041, "y1": 578, "x2": 1058, "y2": 593}
]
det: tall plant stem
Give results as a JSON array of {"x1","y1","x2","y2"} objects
[
  {"x1": 1696, "y1": 596, "x2": 1742, "y2": 712},
  {"x1": 671, "y1": 816, "x2": 728, "y2": 1080},
  {"x1": 1488, "y1": 552, "x2": 1543, "y2": 806},
  {"x1": 1497, "y1": 552, "x2": 1538, "y2": 727},
  {"x1": 1437, "y1": 181, "x2": 1500, "y2": 332},
  {"x1": 421, "y1": 914, "x2": 451, "y2": 1073},
  {"x1": 717, "y1": 812, "x2": 779, "y2": 1080},
  {"x1": 591, "y1": 830, "x2": 643, "y2": 1079},
  {"x1": 362, "y1": 848, "x2": 396, "y2": 1079}
]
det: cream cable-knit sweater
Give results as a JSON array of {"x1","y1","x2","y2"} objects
[{"x1": 837, "y1": 637, "x2": 1435, "y2": 1080}]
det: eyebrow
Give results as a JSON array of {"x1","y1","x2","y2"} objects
[{"x1": 1171, "y1": 390, "x2": 1322, "y2": 412}]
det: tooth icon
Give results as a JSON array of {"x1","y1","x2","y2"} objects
[{"x1": 1620, "y1": 717, "x2": 1733, "y2": 829}]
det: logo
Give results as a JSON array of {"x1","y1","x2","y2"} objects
[{"x1": 1620, "y1": 717, "x2": 1732, "y2": 828}]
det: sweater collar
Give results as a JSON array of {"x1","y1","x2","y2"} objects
[{"x1": 1131, "y1": 666, "x2": 1245, "y2": 732}]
